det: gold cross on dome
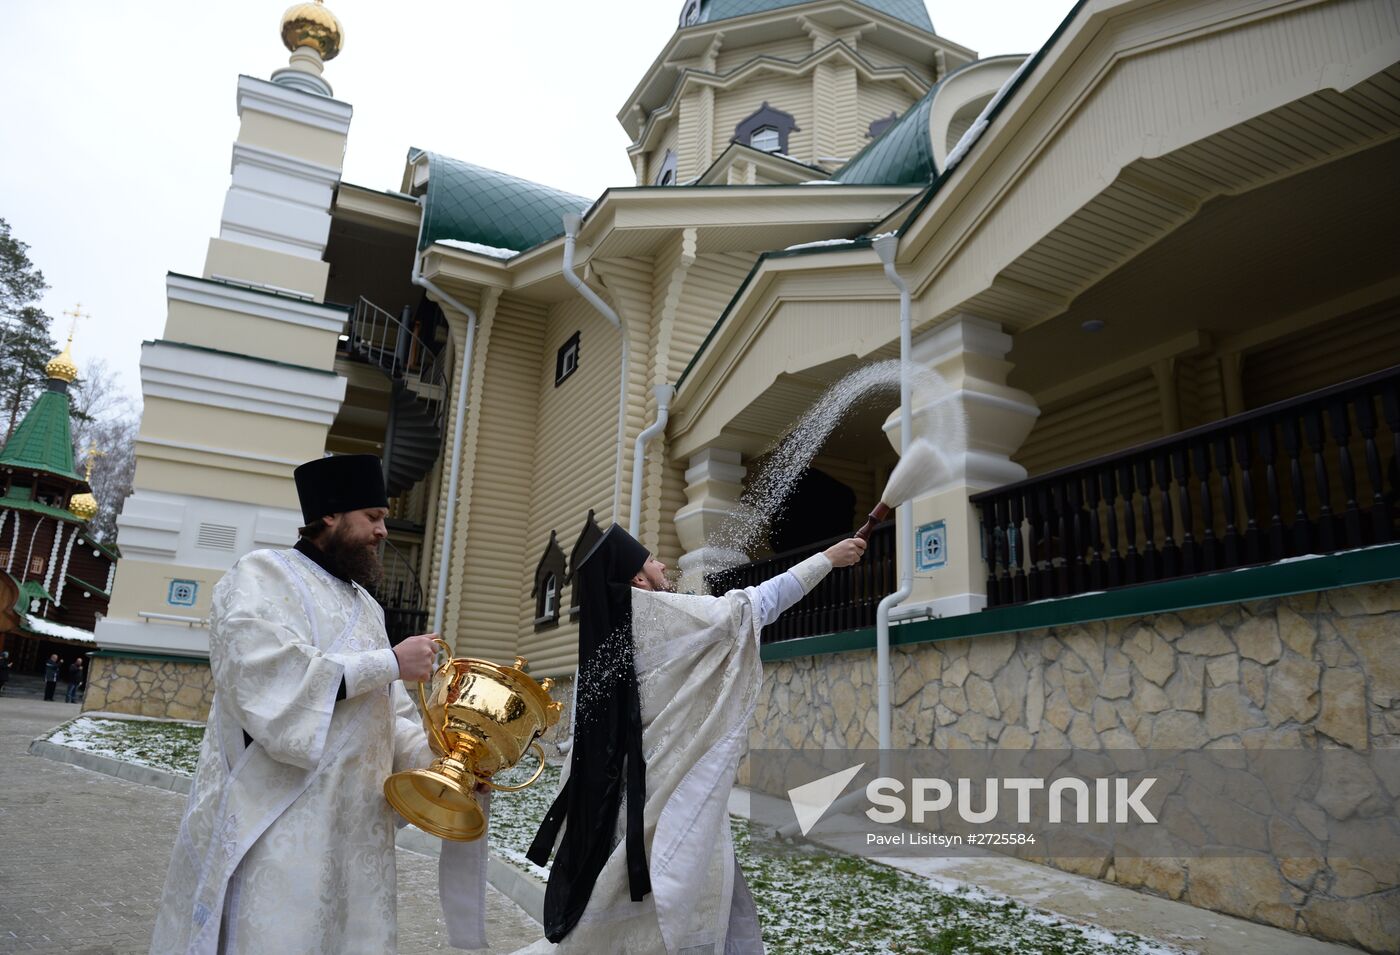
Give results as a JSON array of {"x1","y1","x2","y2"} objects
[
  {"x1": 62, "y1": 303, "x2": 91, "y2": 342},
  {"x1": 82, "y1": 444, "x2": 105, "y2": 481}
]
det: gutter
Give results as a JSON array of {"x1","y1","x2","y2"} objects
[{"x1": 562, "y1": 213, "x2": 629, "y2": 527}]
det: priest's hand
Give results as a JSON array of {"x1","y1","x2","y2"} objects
[
  {"x1": 394, "y1": 633, "x2": 440, "y2": 683},
  {"x1": 823, "y1": 537, "x2": 867, "y2": 567}
]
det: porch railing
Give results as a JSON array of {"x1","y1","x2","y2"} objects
[
  {"x1": 708, "y1": 521, "x2": 896, "y2": 644},
  {"x1": 972, "y1": 365, "x2": 1400, "y2": 609}
]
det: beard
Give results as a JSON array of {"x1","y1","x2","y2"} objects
[{"x1": 322, "y1": 526, "x2": 384, "y2": 590}]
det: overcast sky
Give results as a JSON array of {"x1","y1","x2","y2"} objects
[{"x1": 0, "y1": 1, "x2": 1074, "y2": 403}]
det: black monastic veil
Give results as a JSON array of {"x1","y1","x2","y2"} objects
[{"x1": 526, "y1": 524, "x2": 652, "y2": 943}]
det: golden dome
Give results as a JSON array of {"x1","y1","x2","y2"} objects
[
  {"x1": 69, "y1": 491, "x2": 99, "y2": 522},
  {"x1": 46, "y1": 340, "x2": 78, "y2": 384},
  {"x1": 70, "y1": 452, "x2": 100, "y2": 521},
  {"x1": 281, "y1": 0, "x2": 343, "y2": 61}
]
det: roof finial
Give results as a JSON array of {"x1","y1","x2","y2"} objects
[{"x1": 274, "y1": 0, "x2": 343, "y2": 96}]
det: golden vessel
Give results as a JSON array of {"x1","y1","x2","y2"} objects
[{"x1": 384, "y1": 639, "x2": 563, "y2": 841}]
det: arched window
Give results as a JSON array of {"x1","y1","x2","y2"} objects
[
  {"x1": 532, "y1": 531, "x2": 567, "y2": 629},
  {"x1": 678, "y1": 0, "x2": 701, "y2": 27},
  {"x1": 733, "y1": 103, "x2": 799, "y2": 155}
]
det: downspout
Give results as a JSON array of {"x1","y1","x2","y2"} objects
[
  {"x1": 775, "y1": 234, "x2": 913, "y2": 842},
  {"x1": 411, "y1": 198, "x2": 479, "y2": 633},
  {"x1": 562, "y1": 213, "x2": 628, "y2": 527},
  {"x1": 872, "y1": 232, "x2": 913, "y2": 758},
  {"x1": 630, "y1": 384, "x2": 674, "y2": 537}
]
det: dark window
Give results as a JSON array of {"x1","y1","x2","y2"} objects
[
  {"x1": 567, "y1": 509, "x2": 605, "y2": 617},
  {"x1": 555, "y1": 332, "x2": 581, "y2": 386},
  {"x1": 867, "y1": 112, "x2": 900, "y2": 139},
  {"x1": 654, "y1": 149, "x2": 678, "y2": 186},
  {"x1": 532, "y1": 531, "x2": 567, "y2": 628},
  {"x1": 733, "y1": 103, "x2": 800, "y2": 155},
  {"x1": 679, "y1": 0, "x2": 701, "y2": 27}
]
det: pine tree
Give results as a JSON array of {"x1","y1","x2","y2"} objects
[{"x1": 0, "y1": 217, "x2": 57, "y2": 445}]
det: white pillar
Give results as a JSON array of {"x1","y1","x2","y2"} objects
[
  {"x1": 673, "y1": 447, "x2": 748, "y2": 594},
  {"x1": 884, "y1": 315, "x2": 1039, "y2": 618}
]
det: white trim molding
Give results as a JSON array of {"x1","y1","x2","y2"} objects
[
  {"x1": 166, "y1": 273, "x2": 348, "y2": 334},
  {"x1": 140, "y1": 339, "x2": 347, "y2": 426},
  {"x1": 235, "y1": 75, "x2": 351, "y2": 135}
]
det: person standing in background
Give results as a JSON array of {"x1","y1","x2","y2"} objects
[
  {"x1": 43, "y1": 654, "x2": 60, "y2": 701},
  {"x1": 0, "y1": 650, "x2": 11, "y2": 695},
  {"x1": 65, "y1": 657, "x2": 85, "y2": 703}
]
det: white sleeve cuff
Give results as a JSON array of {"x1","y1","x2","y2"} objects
[
  {"x1": 790, "y1": 552, "x2": 833, "y2": 594},
  {"x1": 339, "y1": 647, "x2": 400, "y2": 698}
]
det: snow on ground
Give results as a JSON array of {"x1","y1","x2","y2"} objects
[
  {"x1": 45, "y1": 716, "x2": 204, "y2": 777},
  {"x1": 44, "y1": 722, "x2": 1188, "y2": 952}
]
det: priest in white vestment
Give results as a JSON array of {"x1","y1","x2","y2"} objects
[
  {"x1": 521, "y1": 525, "x2": 866, "y2": 954},
  {"x1": 151, "y1": 453, "x2": 490, "y2": 955}
]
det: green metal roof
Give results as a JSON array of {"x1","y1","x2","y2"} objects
[
  {"x1": 833, "y1": 84, "x2": 937, "y2": 185},
  {"x1": 694, "y1": 0, "x2": 932, "y2": 33},
  {"x1": 0, "y1": 385, "x2": 79, "y2": 482},
  {"x1": 16, "y1": 580, "x2": 58, "y2": 611},
  {"x1": 0, "y1": 495, "x2": 84, "y2": 525},
  {"x1": 416, "y1": 150, "x2": 591, "y2": 254}
]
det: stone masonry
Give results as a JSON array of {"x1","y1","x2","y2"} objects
[
  {"x1": 744, "y1": 580, "x2": 1400, "y2": 954},
  {"x1": 82, "y1": 654, "x2": 214, "y2": 721}
]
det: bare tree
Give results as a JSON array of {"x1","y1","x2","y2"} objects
[
  {"x1": 69, "y1": 358, "x2": 140, "y2": 546},
  {"x1": 83, "y1": 415, "x2": 138, "y2": 546}
]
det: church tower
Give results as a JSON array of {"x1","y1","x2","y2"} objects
[
  {"x1": 620, "y1": 0, "x2": 973, "y2": 186},
  {"x1": 0, "y1": 338, "x2": 118, "y2": 673},
  {"x1": 88, "y1": 1, "x2": 354, "y2": 719}
]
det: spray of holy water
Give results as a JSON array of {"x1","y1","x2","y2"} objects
[
  {"x1": 569, "y1": 359, "x2": 964, "y2": 725},
  {"x1": 700, "y1": 359, "x2": 966, "y2": 580}
]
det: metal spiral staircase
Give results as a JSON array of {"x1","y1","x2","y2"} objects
[{"x1": 339, "y1": 296, "x2": 446, "y2": 498}]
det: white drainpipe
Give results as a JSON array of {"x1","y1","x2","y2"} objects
[
  {"x1": 630, "y1": 384, "x2": 674, "y2": 537},
  {"x1": 411, "y1": 199, "x2": 479, "y2": 633},
  {"x1": 562, "y1": 213, "x2": 628, "y2": 527},
  {"x1": 872, "y1": 232, "x2": 913, "y2": 757},
  {"x1": 775, "y1": 234, "x2": 913, "y2": 841}
]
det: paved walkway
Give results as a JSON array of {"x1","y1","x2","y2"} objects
[{"x1": 0, "y1": 696, "x2": 544, "y2": 953}]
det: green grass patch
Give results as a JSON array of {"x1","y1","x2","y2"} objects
[{"x1": 46, "y1": 716, "x2": 205, "y2": 777}]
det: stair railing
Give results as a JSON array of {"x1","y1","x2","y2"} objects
[{"x1": 344, "y1": 297, "x2": 448, "y2": 430}]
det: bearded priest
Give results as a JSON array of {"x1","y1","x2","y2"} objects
[
  {"x1": 521, "y1": 524, "x2": 866, "y2": 954},
  {"x1": 151, "y1": 454, "x2": 490, "y2": 955}
]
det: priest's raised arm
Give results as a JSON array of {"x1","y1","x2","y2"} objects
[{"x1": 521, "y1": 525, "x2": 865, "y2": 954}]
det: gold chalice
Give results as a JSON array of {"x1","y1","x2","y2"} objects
[{"x1": 384, "y1": 638, "x2": 563, "y2": 841}]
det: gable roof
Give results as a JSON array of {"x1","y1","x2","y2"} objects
[
  {"x1": 414, "y1": 150, "x2": 590, "y2": 255},
  {"x1": 693, "y1": 0, "x2": 933, "y2": 34}
]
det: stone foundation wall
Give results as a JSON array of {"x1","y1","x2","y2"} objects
[
  {"x1": 743, "y1": 581, "x2": 1400, "y2": 953},
  {"x1": 82, "y1": 654, "x2": 214, "y2": 722}
]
